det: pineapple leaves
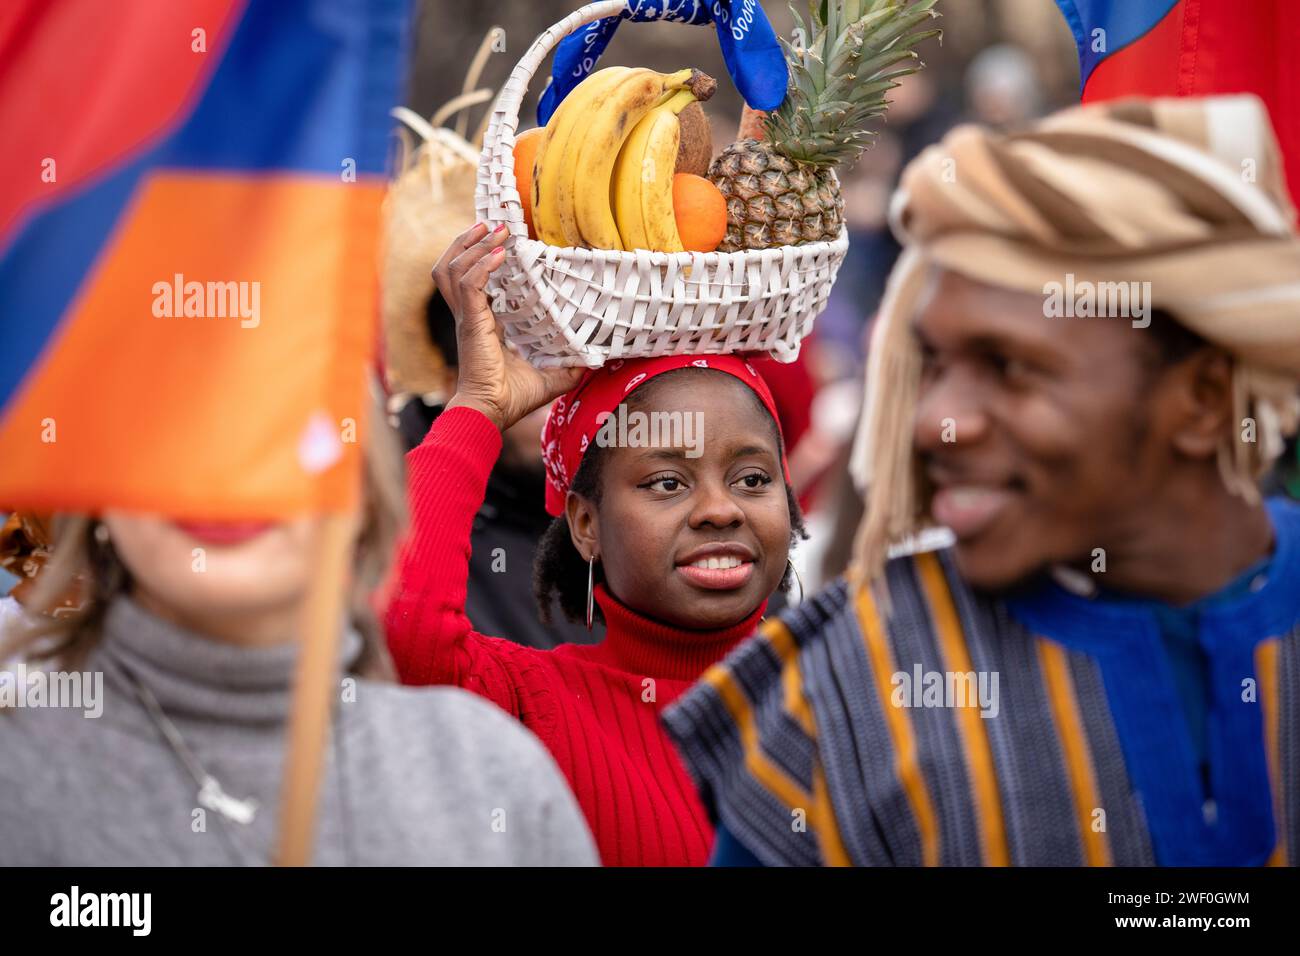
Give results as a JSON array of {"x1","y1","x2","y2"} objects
[
  {"x1": 770, "y1": 0, "x2": 940, "y2": 169},
  {"x1": 788, "y1": 3, "x2": 808, "y2": 51}
]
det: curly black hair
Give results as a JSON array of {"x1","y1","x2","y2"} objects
[{"x1": 532, "y1": 369, "x2": 808, "y2": 627}]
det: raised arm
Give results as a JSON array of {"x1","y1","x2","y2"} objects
[
  {"x1": 384, "y1": 404, "x2": 514, "y2": 702},
  {"x1": 381, "y1": 221, "x2": 583, "y2": 715}
]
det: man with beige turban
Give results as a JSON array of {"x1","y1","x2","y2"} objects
[{"x1": 664, "y1": 94, "x2": 1300, "y2": 866}]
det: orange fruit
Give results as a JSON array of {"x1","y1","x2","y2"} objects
[
  {"x1": 513, "y1": 127, "x2": 546, "y2": 239},
  {"x1": 673, "y1": 172, "x2": 727, "y2": 253}
]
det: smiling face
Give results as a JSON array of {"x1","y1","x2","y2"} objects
[
  {"x1": 912, "y1": 268, "x2": 1211, "y2": 592},
  {"x1": 567, "y1": 369, "x2": 792, "y2": 630}
]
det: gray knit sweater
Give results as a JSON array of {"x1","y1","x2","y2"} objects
[{"x1": 0, "y1": 597, "x2": 597, "y2": 865}]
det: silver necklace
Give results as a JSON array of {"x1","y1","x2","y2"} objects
[
  {"x1": 123, "y1": 667, "x2": 260, "y2": 826},
  {"x1": 116, "y1": 658, "x2": 355, "y2": 866}
]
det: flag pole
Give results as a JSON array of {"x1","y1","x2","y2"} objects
[{"x1": 276, "y1": 511, "x2": 354, "y2": 866}]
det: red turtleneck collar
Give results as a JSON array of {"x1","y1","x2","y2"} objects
[{"x1": 576, "y1": 583, "x2": 767, "y2": 682}]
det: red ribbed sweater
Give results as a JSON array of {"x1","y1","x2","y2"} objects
[{"x1": 383, "y1": 405, "x2": 767, "y2": 867}]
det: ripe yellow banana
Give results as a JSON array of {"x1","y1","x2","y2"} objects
[
  {"x1": 569, "y1": 68, "x2": 703, "y2": 251},
  {"x1": 610, "y1": 88, "x2": 698, "y2": 253},
  {"x1": 532, "y1": 67, "x2": 630, "y2": 247}
]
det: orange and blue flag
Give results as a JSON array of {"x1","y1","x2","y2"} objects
[
  {"x1": 1055, "y1": 0, "x2": 1299, "y2": 195},
  {"x1": 0, "y1": 0, "x2": 410, "y2": 518}
]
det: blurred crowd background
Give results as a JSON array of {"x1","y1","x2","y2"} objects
[
  {"x1": 12, "y1": 0, "x2": 1295, "y2": 618},
  {"x1": 6, "y1": 1, "x2": 1298, "y2": 609}
]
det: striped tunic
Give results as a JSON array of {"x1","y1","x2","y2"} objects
[{"x1": 663, "y1": 499, "x2": 1300, "y2": 866}]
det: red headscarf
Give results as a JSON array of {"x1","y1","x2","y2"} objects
[{"x1": 541, "y1": 354, "x2": 790, "y2": 517}]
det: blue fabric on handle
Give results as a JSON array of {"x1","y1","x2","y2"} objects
[{"x1": 536, "y1": 0, "x2": 788, "y2": 126}]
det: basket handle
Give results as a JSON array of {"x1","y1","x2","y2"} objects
[{"x1": 475, "y1": 1, "x2": 627, "y2": 240}]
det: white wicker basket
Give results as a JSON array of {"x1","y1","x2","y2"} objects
[{"x1": 475, "y1": 0, "x2": 849, "y2": 369}]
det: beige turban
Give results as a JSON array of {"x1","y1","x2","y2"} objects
[{"x1": 851, "y1": 94, "x2": 1300, "y2": 580}]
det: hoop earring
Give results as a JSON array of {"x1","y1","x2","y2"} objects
[
  {"x1": 787, "y1": 557, "x2": 804, "y2": 605},
  {"x1": 586, "y1": 556, "x2": 596, "y2": 631}
]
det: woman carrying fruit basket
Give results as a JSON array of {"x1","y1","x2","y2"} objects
[
  {"x1": 383, "y1": 0, "x2": 938, "y2": 865},
  {"x1": 381, "y1": 221, "x2": 806, "y2": 866}
]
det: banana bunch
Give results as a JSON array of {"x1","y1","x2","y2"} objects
[
  {"x1": 532, "y1": 66, "x2": 715, "y2": 252},
  {"x1": 611, "y1": 89, "x2": 699, "y2": 254}
]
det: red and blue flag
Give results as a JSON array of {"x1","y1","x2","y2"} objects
[
  {"x1": 0, "y1": 0, "x2": 410, "y2": 517},
  {"x1": 1054, "y1": 0, "x2": 1299, "y2": 195}
]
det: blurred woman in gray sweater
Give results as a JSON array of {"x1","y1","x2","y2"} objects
[{"x1": 0, "y1": 413, "x2": 595, "y2": 866}]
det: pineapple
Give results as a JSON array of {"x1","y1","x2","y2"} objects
[{"x1": 710, "y1": 0, "x2": 939, "y2": 252}]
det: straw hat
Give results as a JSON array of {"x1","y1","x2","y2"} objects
[{"x1": 380, "y1": 29, "x2": 503, "y2": 402}]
